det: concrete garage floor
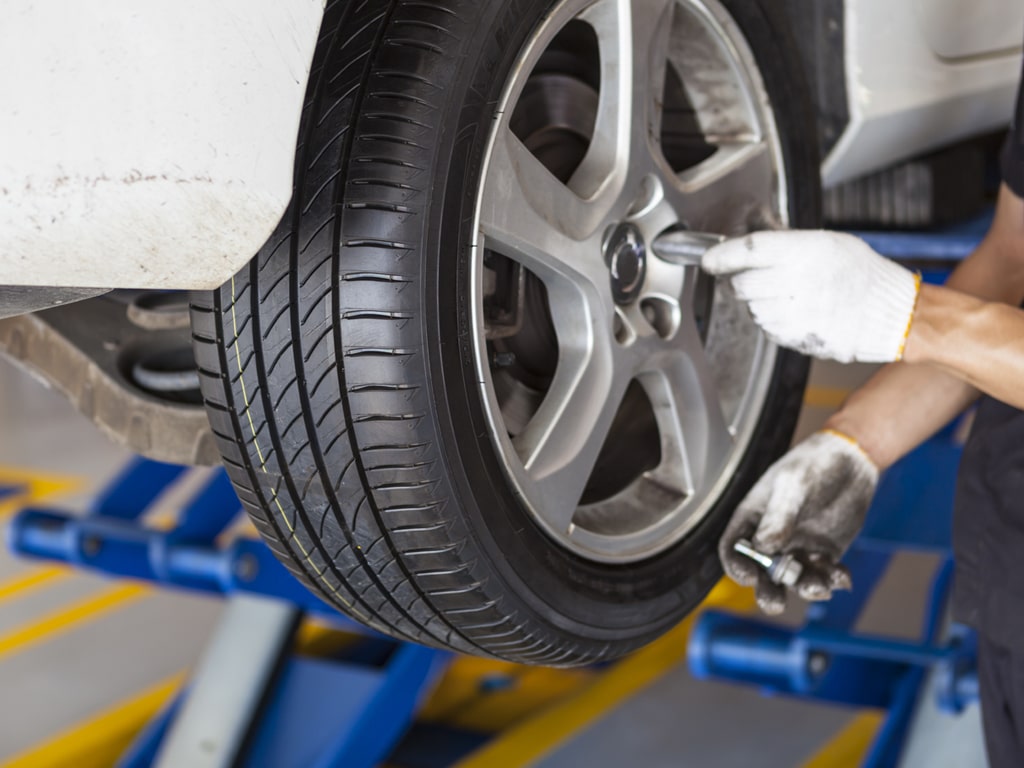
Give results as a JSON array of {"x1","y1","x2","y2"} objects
[{"x1": 0, "y1": 355, "x2": 985, "y2": 766}]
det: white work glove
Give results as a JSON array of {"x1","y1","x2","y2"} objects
[
  {"x1": 702, "y1": 231, "x2": 922, "y2": 363},
  {"x1": 719, "y1": 430, "x2": 879, "y2": 615}
]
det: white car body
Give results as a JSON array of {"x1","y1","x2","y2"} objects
[
  {"x1": 0, "y1": 0, "x2": 1020, "y2": 291},
  {"x1": 0, "y1": 0, "x2": 325, "y2": 291},
  {"x1": 825, "y1": 0, "x2": 1024, "y2": 186}
]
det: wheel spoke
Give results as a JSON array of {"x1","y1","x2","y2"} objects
[
  {"x1": 480, "y1": 126, "x2": 603, "y2": 283},
  {"x1": 573, "y1": 0, "x2": 674, "y2": 203},
  {"x1": 640, "y1": 318, "x2": 733, "y2": 493},
  {"x1": 631, "y1": 0, "x2": 675, "y2": 144},
  {"x1": 668, "y1": 141, "x2": 775, "y2": 235},
  {"x1": 514, "y1": 332, "x2": 631, "y2": 532}
]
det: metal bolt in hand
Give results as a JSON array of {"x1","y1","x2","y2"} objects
[{"x1": 733, "y1": 539, "x2": 803, "y2": 587}]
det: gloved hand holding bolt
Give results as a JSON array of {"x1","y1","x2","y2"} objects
[{"x1": 719, "y1": 429, "x2": 878, "y2": 614}]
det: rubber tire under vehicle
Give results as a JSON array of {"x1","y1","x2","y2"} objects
[{"x1": 190, "y1": 0, "x2": 820, "y2": 665}]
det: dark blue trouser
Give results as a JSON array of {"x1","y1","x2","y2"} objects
[{"x1": 979, "y1": 635, "x2": 1024, "y2": 768}]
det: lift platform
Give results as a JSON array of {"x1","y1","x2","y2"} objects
[
  {"x1": 7, "y1": 460, "x2": 449, "y2": 767},
  {"x1": 5, "y1": 213, "x2": 990, "y2": 767}
]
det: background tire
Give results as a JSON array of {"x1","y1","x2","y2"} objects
[{"x1": 191, "y1": 0, "x2": 820, "y2": 665}]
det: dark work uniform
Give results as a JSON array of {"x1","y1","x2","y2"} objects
[{"x1": 951, "y1": 67, "x2": 1024, "y2": 768}]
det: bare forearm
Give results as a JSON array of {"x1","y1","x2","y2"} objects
[
  {"x1": 903, "y1": 286, "x2": 1024, "y2": 410},
  {"x1": 825, "y1": 190, "x2": 1024, "y2": 469},
  {"x1": 825, "y1": 360, "x2": 976, "y2": 470}
]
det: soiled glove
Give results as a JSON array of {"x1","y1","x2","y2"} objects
[
  {"x1": 702, "y1": 231, "x2": 921, "y2": 363},
  {"x1": 719, "y1": 430, "x2": 879, "y2": 614}
]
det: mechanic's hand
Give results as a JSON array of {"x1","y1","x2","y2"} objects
[
  {"x1": 703, "y1": 231, "x2": 921, "y2": 363},
  {"x1": 719, "y1": 430, "x2": 879, "y2": 614}
]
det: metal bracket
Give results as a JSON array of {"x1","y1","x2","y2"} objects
[
  {"x1": 0, "y1": 295, "x2": 216, "y2": 465},
  {"x1": 154, "y1": 596, "x2": 301, "y2": 768}
]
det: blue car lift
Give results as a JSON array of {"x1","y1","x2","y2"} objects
[
  {"x1": 688, "y1": 425, "x2": 977, "y2": 767},
  {"x1": 7, "y1": 461, "x2": 450, "y2": 767},
  {"x1": 5, "y1": 212, "x2": 992, "y2": 767},
  {"x1": 688, "y1": 214, "x2": 991, "y2": 768}
]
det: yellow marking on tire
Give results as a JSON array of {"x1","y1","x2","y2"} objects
[
  {"x1": 1, "y1": 672, "x2": 184, "y2": 768},
  {"x1": 230, "y1": 277, "x2": 353, "y2": 609},
  {"x1": 803, "y1": 386, "x2": 851, "y2": 410},
  {"x1": 453, "y1": 580, "x2": 756, "y2": 768},
  {"x1": 800, "y1": 712, "x2": 884, "y2": 768},
  {"x1": 0, "y1": 567, "x2": 68, "y2": 603},
  {"x1": 0, "y1": 583, "x2": 149, "y2": 663}
]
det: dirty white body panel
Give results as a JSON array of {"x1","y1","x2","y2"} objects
[
  {"x1": 1, "y1": 0, "x2": 1022, "y2": 289},
  {"x1": 0, "y1": 0, "x2": 325, "y2": 290},
  {"x1": 824, "y1": 0, "x2": 1024, "y2": 187}
]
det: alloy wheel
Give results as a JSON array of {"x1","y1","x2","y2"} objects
[{"x1": 471, "y1": 0, "x2": 788, "y2": 562}]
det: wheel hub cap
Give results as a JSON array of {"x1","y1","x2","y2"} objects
[{"x1": 606, "y1": 222, "x2": 647, "y2": 306}]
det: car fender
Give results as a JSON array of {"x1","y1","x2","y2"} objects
[{"x1": 0, "y1": 0, "x2": 324, "y2": 290}]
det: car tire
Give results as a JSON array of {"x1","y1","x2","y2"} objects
[{"x1": 190, "y1": 0, "x2": 819, "y2": 665}]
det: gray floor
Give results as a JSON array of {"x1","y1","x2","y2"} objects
[
  {"x1": 0, "y1": 357, "x2": 224, "y2": 760},
  {"x1": 0, "y1": 355, "x2": 987, "y2": 766}
]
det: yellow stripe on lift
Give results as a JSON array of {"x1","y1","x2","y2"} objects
[
  {"x1": 0, "y1": 583, "x2": 149, "y2": 663},
  {"x1": 803, "y1": 386, "x2": 851, "y2": 410},
  {"x1": 1, "y1": 672, "x2": 184, "y2": 768},
  {"x1": 0, "y1": 466, "x2": 83, "y2": 519},
  {"x1": 419, "y1": 657, "x2": 594, "y2": 733},
  {"x1": 454, "y1": 581, "x2": 756, "y2": 768},
  {"x1": 800, "y1": 712, "x2": 884, "y2": 768},
  {"x1": 0, "y1": 568, "x2": 68, "y2": 603}
]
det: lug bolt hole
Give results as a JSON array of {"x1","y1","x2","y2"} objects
[
  {"x1": 640, "y1": 298, "x2": 679, "y2": 340},
  {"x1": 613, "y1": 311, "x2": 635, "y2": 346}
]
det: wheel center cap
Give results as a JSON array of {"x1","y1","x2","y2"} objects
[{"x1": 605, "y1": 222, "x2": 646, "y2": 306}]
